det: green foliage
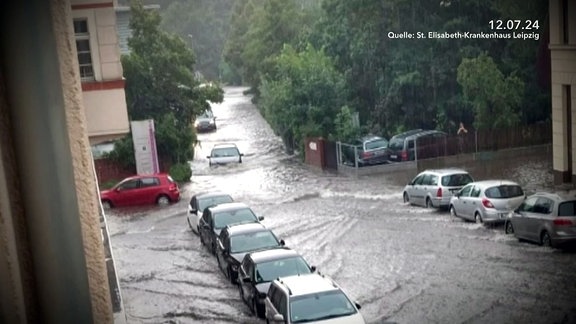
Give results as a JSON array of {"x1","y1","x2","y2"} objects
[
  {"x1": 259, "y1": 44, "x2": 346, "y2": 152},
  {"x1": 169, "y1": 163, "x2": 192, "y2": 183},
  {"x1": 104, "y1": 136, "x2": 135, "y2": 169},
  {"x1": 112, "y1": 0, "x2": 224, "y2": 168},
  {"x1": 457, "y1": 53, "x2": 523, "y2": 129},
  {"x1": 334, "y1": 106, "x2": 361, "y2": 142},
  {"x1": 160, "y1": 0, "x2": 234, "y2": 81}
]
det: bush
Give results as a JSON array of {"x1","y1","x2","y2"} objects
[{"x1": 169, "y1": 163, "x2": 192, "y2": 183}]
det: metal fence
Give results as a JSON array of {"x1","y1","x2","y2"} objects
[{"x1": 336, "y1": 122, "x2": 552, "y2": 171}]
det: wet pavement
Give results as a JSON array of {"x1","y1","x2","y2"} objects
[{"x1": 106, "y1": 87, "x2": 576, "y2": 324}]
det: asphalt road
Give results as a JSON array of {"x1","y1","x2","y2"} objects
[{"x1": 106, "y1": 87, "x2": 576, "y2": 324}]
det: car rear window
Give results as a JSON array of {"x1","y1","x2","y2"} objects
[
  {"x1": 212, "y1": 147, "x2": 239, "y2": 157},
  {"x1": 365, "y1": 139, "x2": 388, "y2": 150},
  {"x1": 558, "y1": 201, "x2": 576, "y2": 216},
  {"x1": 485, "y1": 185, "x2": 524, "y2": 199},
  {"x1": 388, "y1": 138, "x2": 404, "y2": 150},
  {"x1": 441, "y1": 173, "x2": 473, "y2": 187}
]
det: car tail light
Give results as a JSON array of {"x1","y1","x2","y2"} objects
[
  {"x1": 482, "y1": 198, "x2": 494, "y2": 208},
  {"x1": 401, "y1": 150, "x2": 408, "y2": 161},
  {"x1": 168, "y1": 183, "x2": 178, "y2": 191},
  {"x1": 553, "y1": 218, "x2": 574, "y2": 226},
  {"x1": 436, "y1": 188, "x2": 442, "y2": 197},
  {"x1": 362, "y1": 152, "x2": 371, "y2": 158}
]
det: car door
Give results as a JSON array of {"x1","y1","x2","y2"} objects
[
  {"x1": 238, "y1": 257, "x2": 253, "y2": 303},
  {"x1": 139, "y1": 177, "x2": 160, "y2": 204},
  {"x1": 216, "y1": 231, "x2": 230, "y2": 273},
  {"x1": 466, "y1": 185, "x2": 482, "y2": 219},
  {"x1": 115, "y1": 178, "x2": 141, "y2": 206},
  {"x1": 512, "y1": 197, "x2": 538, "y2": 239},
  {"x1": 453, "y1": 185, "x2": 473, "y2": 220},
  {"x1": 525, "y1": 197, "x2": 554, "y2": 242},
  {"x1": 199, "y1": 210, "x2": 212, "y2": 244},
  {"x1": 410, "y1": 174, "x2": 426, "y2": 206}
]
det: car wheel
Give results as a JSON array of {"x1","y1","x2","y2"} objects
[
  {"x1": 449, "y1": 206, "x2": 458, "y2": 220},
  {"x1": 474, "y1": 213, "x2": 483, "y2": 224},
  {"x1": 227, "y1": 266, "x2": 235, "y2": 284},
  {"x1": 187, "y1": 218, "x2": 193, "y2": 231},
  {"x1": 541, "y1": 231, "x2": 553, "y2": 247},
  {"x1": 101, "y1": 200, "x2": 112, "y2": 209},
  {"x1": 403, "y1": 192, "x2": 409, "y2": 203},
  {"x1": 505, "y1": 221, "x2": 514, "y2": 234},
  {"x1": 156, "y1": 195, "x2": 170, "y2": 206},
  {"x1": 425, "y1": 198, "x2": 433, "y2": 209}
]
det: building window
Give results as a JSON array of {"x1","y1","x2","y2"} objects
[
  {"x1": 73, "y1": 19, "x2": 95, "y2": 81},
  {"x1": 562, "y1": 0, "x2": 569, "y2": 44}
]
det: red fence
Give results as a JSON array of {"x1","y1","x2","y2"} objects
[{"x1": 94, "y1": 158, "x2": 135, "y2": 186}]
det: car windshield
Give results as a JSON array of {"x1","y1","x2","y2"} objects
[
  {"x1": 229, "y1": 231, "x2": 279, "y2": 253},
  {"x1": 198, "y1": 110, "x2": 213, "y2": 119},
  {"x1": 485, "y1": 185, "x2": 524, "y2": 199},
  {"x1": 388, "y1": 138, "x2": 404, "y2": 150},
  {"x1": 198, "y1": 195, "x2": 233, "y2": 211},
  {"x1": 254, "y1": 257, "x2": 311, "y2": 283},
  {"x1": 441, "y1": 173, "x2": 474, "y2": 186},
  {"x1": 213, "y1": 208, "x2": 258, "y2": 229},
  {"x1": 365, "y1": 139, "x2": 388, "y2": 150},
  {"x1": 290, "y1": 290, "x2": 357, "y2": 323},
  {"x1": 211, "y1": 147, "x2": 239, "y2": 157}
]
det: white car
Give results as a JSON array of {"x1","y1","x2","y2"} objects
[
  {"x1": 449, "y1": 180, "x2": 525, "y2": 224},
  {"x1": 207, "y1": 143, "x2": 244, "y2": 166},
  {"x1": 265, "y1": 273, "x2": 365, "y2": 324}
]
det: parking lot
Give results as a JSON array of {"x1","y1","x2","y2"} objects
[{"x1": 106, "y1": 87, "x2": 576, "y2": 324}]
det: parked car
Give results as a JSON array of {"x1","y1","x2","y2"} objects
[
  {"x1": 207, "y1": 143, "x2": 243, "y2": 166},
  {"x1": 187, "y1": 191, "x2": 234, "y2": 234},
  {"x1": 99, "y1": 173, "x2": 180, "y2": 209},
  {"x1": 342, "y1": 135, "x2": 390, "y2": 166},
  {"x1": 198, "y1": 202, "x2": 264, "y2": 254},
  {"x1": 505, "y1": 192, "x2": 576, "y2": 248},
  {"x1": 403, "y1": 169, "x2": 474, "y2": 209},
  {"x1": 388, "y1": 129, "x2": 446, "y2": 162},
  {"x1": 264, "y1": 273, "x2": 365, "y2": 324},
  {"x1": 449, "y1": 180, "x2": 525, "y2": 224},
  {"x1": 194, "y1": 109, "x2": 217, "y2": 132},
  {"x1": 215, "y1": 223, "x2": 285, "y2": 285},
  {"x1": 238, "y1": 248, "x2": 315, "y2": 318}
]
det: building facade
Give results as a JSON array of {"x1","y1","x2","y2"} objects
[
  {"x1": 72, "y1": 0, "x2": 130, "y2": 145},
  {"x1": 550, "y1": 0, "x2": 576, "y2": 184}
]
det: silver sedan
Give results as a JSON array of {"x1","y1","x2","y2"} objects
[
  {"x1": 449, "y1": 180, "x2": 525, "y2": 224},
  {"x1": 505, "y1": 192, "x2": 576, "y2": 248}
]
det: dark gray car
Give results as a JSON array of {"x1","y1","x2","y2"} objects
[{"x1": 505, "y1": 192, "x2": 576, "y2": 248}]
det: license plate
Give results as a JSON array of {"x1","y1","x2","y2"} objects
[{"x1": 390, "y1": 155, "x2": 397, "y2": 159}]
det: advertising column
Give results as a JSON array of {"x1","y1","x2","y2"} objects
[{"x1": 130, "y1": 119, "x2": 159, "y2": 175}]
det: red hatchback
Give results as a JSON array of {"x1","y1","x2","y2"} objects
[{"x1": 100, "y1": 174, "x2": 180, "y2": 209}]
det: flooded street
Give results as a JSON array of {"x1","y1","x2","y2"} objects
[{"x1": 106, "y1": 87, "x2": 576, "y2": 324}]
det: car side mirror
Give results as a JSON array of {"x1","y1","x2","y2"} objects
[
  {"x1": 280, "y1": 239, "x2": 285, "y2": 246},
  {"x1": 240, "y1": 153, "x2": 244, "y2": 156},
  {"x1": 115, "y1": 187, "x2": 123, "y2": 192},
  {"x1": 242, "y1": 277, "x2": 251, "y2": 283},
  {"x1": 190, "y1": 209, "x2": 197, "y2": 214},
  {"x1": 355, "y1": 302, "x2": 362, "y2": 310},
  {"x1": 272, "y1": 314, "x2": 284, "y2": 322},
  {"x1": 310, "y1": 265, "x2": 316, "y2": 273},
  {"x1": 206, "y1": 156, "x2": 211, "y2": 159},
  {"x1": 258, "y1": 216, "x2": 264, "y2": 221}
]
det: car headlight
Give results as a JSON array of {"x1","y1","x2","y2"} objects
[{"x1": 194, "y1": 120, "x2": 200, "y2": 126}]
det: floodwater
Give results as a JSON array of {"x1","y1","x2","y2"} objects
[{"x1": 106, "y1": 87, "x2": 576, "y2": 324}]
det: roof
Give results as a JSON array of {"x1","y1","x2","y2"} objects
[
  {"x1": 249, "y1": 248, "x2": 299, "y2": 264},
  {"x1": 212, "y1": 143, "x2": 238, "y2": 149},
  {"x1": 390, "y1": 129, "x2": 424, "y2": 139},
  {"x1": 468, "y1": 180, "x2": 520, "y2": 187},
  {"x1": 404, "y1": 129, "x2": 446, "y2": 140},
  {"x1": 207, "y1": 202, "x2": 250, "y2": 213},
  {"x1": 359, "y1": 135, "x2": 386, "y2": 142},
  {"x1": 225, "y1": 222, "x2": 268, "y2": 236},
  {"x1": 193, "y1": 191, "x2": 232, "y2": 199},
  {"x1": 531, "y1": 191, "x2": 576, "y2": 202},
  {"x1": 421, "y1": 168, "x2": 469, "y2": 175},
  {"x1": 274, "y1": 273, "x2": 339, "y2": 297}
]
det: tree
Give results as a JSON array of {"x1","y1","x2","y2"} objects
[
  {"x1": 259, "y1": 44, "x2": 346, "y2": 153},
  {"x1": 113, "y1": 0, "x2": 224, "y2": 167},
  {"x1": 457, "y1": 53, "x2": 523, "y2": 130}
]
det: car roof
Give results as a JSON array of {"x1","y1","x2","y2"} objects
[
  {"x1": 193, "y1": 191, "x2": 232, "y2": 199},
  {"x1": 274, "y1": 273, "x2": 339, "y2": 297},
  {"x1": 359, "y1": 135, "x2": 386, "y2": 142},
  {"x1": 390, "y1": 129, "x2": 424, "y2": 139},
  {"x1": 467, "y1": 180, "x2": 520, "y2": 187},
  {"x1": 421, "y1": 168, "x2": 469, "y2": 175},
  {"x1": 248, "y1": 248, "x2": 300, "y2": 263},
  {"x1": 531, "y1": 191, "x2": 575, "y2": 202},
  {"x1": 212, "y1": 143, "x2": 238, "y2": 149},
  {"x1": 404, "y1": 129, "x2": 446, "y2": 139},
  {"x1": 207, "y1": 202, "x2": 250, "y2": 212},
  {"x1": 225, "y1": 222, "x2": 268, "y2": 236},
  {"x1": 122, "y1": 173, "x2": 168, "y2": 181}
]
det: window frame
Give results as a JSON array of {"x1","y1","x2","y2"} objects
[{"x1": 73, "y1": 18, "x2": 95, "y2": 81}]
